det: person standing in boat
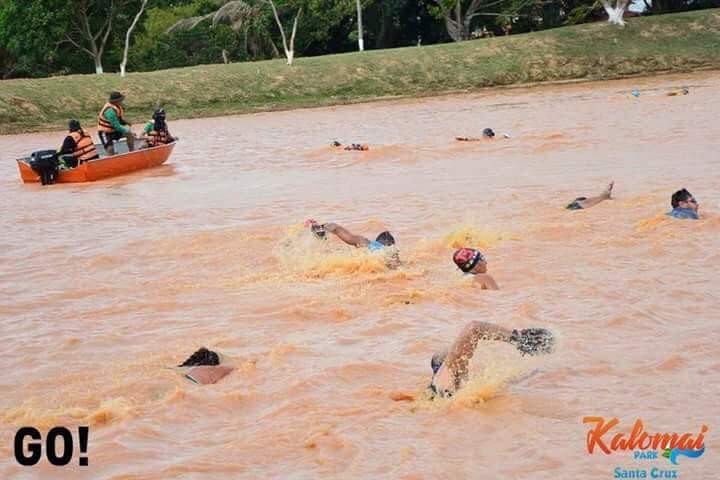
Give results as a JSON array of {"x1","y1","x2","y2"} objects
[
  {"x1": 57, "y1": 119, "x2": 99, "y2": 168},
  {"x1": 142, "y1": 108, "x2": 175, "y2": 147},
  {"x1": 97, "y1": 91, "x2": 135, "y2": 155}
]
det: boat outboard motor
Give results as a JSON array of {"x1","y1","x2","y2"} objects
[{"x1": 29, "y1": 150, "x2": 59, "y2": 185}]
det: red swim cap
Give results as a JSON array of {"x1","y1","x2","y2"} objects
[{"x1": 453, "y1": 248, "x2": 485, "y2": 273}]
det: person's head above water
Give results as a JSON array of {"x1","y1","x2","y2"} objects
[
  {"x1": 376, "y1": 231, "x2": 395, "y2": 247},
  {"x1": 453, "y1": 247, "x2": 487, "y2": 274},
  {"x1": 671, "y1": 188, "x2": 699, "y2": 212},
  {"x1": 483, "y1": 128, "x2": 495, "y2": 138},
  {"x1": 68, "y1": 119, "x2": 82, "y2": 132}
]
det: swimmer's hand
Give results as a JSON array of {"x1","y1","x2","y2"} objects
[{"x1": 510, "y1": 328, "x2": 555, "y2": 356}]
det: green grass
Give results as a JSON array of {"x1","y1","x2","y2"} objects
[{"x1": 1, "y1": 10, "x2": 719, "y2": 135}]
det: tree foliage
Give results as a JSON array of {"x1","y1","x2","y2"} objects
[{"x1": 1, "y1": 0, "x2": 716, "y2": 78}]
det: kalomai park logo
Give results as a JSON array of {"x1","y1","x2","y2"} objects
[{"x1": 583, "y1": 417, "x2": 708, "y2": 478}]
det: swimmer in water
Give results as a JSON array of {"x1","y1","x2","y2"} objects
[
  {"x1": 566, "y1": 180, "x2": 614, "y2": 210},
  {"x1": 452, "y1": 247, "x2": 499, "y2": 290},
  {"x1": 429, "y1": 321, "x2": 555, "y2": 398},
  {"x1": 332, "y1": 140, "x2": 369, "y2": 151},
  {"x1": 305, "y1": 219, "x2": 400, "y2": 267},
  {"x1": 667, "y1": 188, "x2": 700, "y2": 220},
  {"x1": 456, "y1": 128, "x2": 507, "y2": 142},
  {"x1": 177, "y1": 347, "x2": 233, "y2": 385}
]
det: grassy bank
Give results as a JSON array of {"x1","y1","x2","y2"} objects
[{"x1": 1, "y1": 10, "x2": 719, "y2": 135}]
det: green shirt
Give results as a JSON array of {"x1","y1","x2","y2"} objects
[{"x1": 103, "y1": 108, "x2": 130, "y2": 134}]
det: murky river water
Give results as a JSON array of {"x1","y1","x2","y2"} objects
[{"x1": 1, "y1": 72, "x2": 719, "y2": 479}]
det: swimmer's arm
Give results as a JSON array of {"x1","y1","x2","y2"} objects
[
  {"x1": 323, "y1": 223, "x2": 370, "y2": 248},
  {"x1": 440, "y1": 322, "x2": 513, "y2": 390}
]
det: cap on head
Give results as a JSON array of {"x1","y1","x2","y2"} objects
[
  {"x1": 671, "y1": 188, "x2": 692, "y2": 208},
  {"x1": 453, "y1": 248, "x2": 486, "y2": 273},
  {"x1": 376, "y1": 231, "x2": 395, "y2": 246},
  {"x1": 109, "y1": 91, "x2": 125, "y2": 103},
  {"x1": 483, "y1": 128, "x2": 495, "y2": 138},
  {"x1": 68, "y1": 119, "x2": 81, "y2": 132}
]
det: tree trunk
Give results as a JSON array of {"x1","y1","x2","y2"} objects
[
  {"x1": 602, "y1": 0, "x2": 629, "y2": 26},
  {"x1": 356, "y1": 0, "x2": 364, "y2": 51},
  {"x1": 121, "y1": 0, "x2": 148, "y2": 77},
  {"x1": 95, "y1": 56, "x2": 104, "y2": 74},
  {"x1": 266, "y1": 0, "x2": 301, "y2": 66}
]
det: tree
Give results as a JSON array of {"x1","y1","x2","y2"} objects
[
  {"x1": 600, "y1": 0, "x2": 630, "y2": 26},
  {"x1": 121, "y1": 0, "x2": 149, "y2": 76},
  {"x1": 64, "y1": 0, "x2": 127, "y2": 74},
  {"x1": 265, "y1": 0, "x2": 301, "y2": 65},
  {"x1": 355, "y1": 0, "x2": 364, "y2": 50},
  {"x1": 428, "y1": 0, "x2": 499, "y2": 41}
]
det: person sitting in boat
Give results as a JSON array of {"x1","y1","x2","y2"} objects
[
  {"x1": 305, "y1": 219, "x2": 400, "y2": 268},
  {"x1": 57, "y1": 119, "x2": 99, "y2": 168},
  {"x1": 97, "y1": 91, "x2": 135, "y2": 156},
  {"x1": 452, "y1": 247, "x2": 499, "y2": 290},
  {"x1": 428, "y1": 321, "x2": 554, "y2": 399},
  {"x1": 142, "y1": 108, "x2": 175, "y2": 147},
  {"x1": 332, "y1": 141, "x2": 369, "y2": 151}
]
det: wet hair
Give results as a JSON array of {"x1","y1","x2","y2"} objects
[
  {"x1": 483, "y1": 128, "x2": 495, "y2": 138},
  {"x1": 671, "y1": 188, "x2": 693, "y2": 208},
  {"x1": 68, "y1": 119, "x2": 81, "y2": 132},
  {"x1": 178, "y1": 347, "x2": 220, "y2": 367},
  {"x1": 453, "y1": 248, "x2": 486, "y2": 273},
  {"x1": 376, "y1": 231, "x2": 395, "y2": 246},
  {"x1": 332, "y1": 140, "x2": 341, "y2": 147}
]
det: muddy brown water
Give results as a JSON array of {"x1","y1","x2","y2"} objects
[{"x1": 1, "y1": 72, "x2": 719, "y2": 479}]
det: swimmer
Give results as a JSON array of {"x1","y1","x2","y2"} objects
[
  {"x1": 456, "y1": 128, "x2": 508, "y2": 142},
  {"x1": 667, "y1": 188, "x2": 699, "y2": 219},
  {"x1": 667, "y1": 87, "x2": 689, "y2": 96},
  {"x1": 566, "y1": 180, "x2": 614, "y2": 210},
  {"x1": 452, "y1": 247, "x2": 499, "y2": 290},
  {"x1": 305, "y1": 220, "x2": 400, "y2": 267},
  {"x1": 177, "y1": 347, "x2": 233, "y2": 385},
  {"x1": 332, "y1": 140, "x2": 369, "y2": 151},
  {"x1": 429, "y1": 321, "x2": 555, "y2": 398}
]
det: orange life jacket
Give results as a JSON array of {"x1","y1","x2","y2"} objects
[
  {"x1": 147, "y1": 120, "x2": 171, "y2": 147},
  {"x1": 70, "y1": 130, "x2": 98, "y2": 163},
  {"x1": 97, "y1": 102, "x2": 125, "y2": 132}
]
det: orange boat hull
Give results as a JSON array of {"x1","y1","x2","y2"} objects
[{"x1": 17, "y1": 142, "x2": 176, "y2": 183}]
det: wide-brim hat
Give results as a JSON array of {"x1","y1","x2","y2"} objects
[{"x1": 109, "y1": 91, "x2": 125, "y2": 103}]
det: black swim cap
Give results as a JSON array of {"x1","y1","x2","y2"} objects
[{"x1": 376, "y1": 231, "x2": 395, "y2": 246}]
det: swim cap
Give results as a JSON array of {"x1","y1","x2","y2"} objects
[
  {"x1": 453, "y1": 248, "x2": 486, "y2": 273},
  {"x1": 376, "y1": 231, "x2": 395, "y2": 246}
]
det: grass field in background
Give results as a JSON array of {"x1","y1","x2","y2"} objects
[{"x1": 0, "y1": 10, "x2": 718, "y2": 135}]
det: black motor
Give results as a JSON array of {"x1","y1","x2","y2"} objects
[{"x1": 29, "y1": 150, "x2": 59, "y2": 185}]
